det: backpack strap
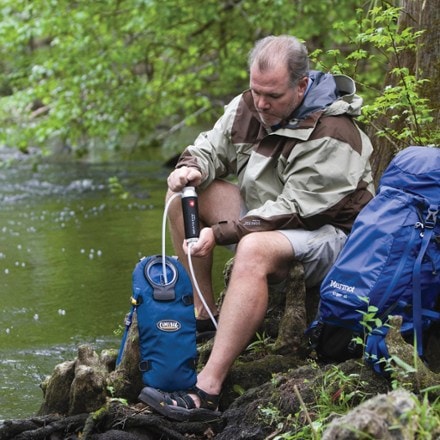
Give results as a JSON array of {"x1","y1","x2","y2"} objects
[
  {"x1": 377, "y1": 226, "x2": 419, "y2": 315},
  {"x1": 421, "y1": 308, "x2": 440, "y2": 320},
  {"x1": 412, "y1": 205, "x2": 438, "y2": 357},
  {"x1": 365, "y1": 326, "x2": 390, "y2": 374},
  {"x1": 116, "y1": 286, "x2": 142, "y2": 367}
]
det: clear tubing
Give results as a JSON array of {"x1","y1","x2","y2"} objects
[{"x1": 161, "y1": 191, "x2": 218, "y2": 329}]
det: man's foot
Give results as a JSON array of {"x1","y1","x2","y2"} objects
[
  {"x1": 138, "y1": 386, "x2": 221, "y2": 422},
  {"x1": 196, "y1": 316, "x2": 218, "y2": 343}
]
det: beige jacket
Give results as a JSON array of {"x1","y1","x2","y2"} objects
[{"x1": 176, "y1": 71, "x2": 375, "y2": 245}]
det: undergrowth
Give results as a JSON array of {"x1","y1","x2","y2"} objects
[{"x1": 256, "y1": 299, "x2": 440, "y2": 438}]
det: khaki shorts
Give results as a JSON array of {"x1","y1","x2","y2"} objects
[
  {"x1": 278, "y1": 225, "x2": 347, "y2": 287},
  {"x1": 231, "y1": 203, "x2": 346, "y2": 288}
]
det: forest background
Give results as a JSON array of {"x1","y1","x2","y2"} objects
[{"x1": 0, "y1": 0, "x2": 438, "y2": 181}]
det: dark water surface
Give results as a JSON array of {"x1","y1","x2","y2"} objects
[{"x1": 0, "y1": 148, "x2": 229, "y2": 420}]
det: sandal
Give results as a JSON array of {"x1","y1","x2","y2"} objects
[{"x1": 138, "y1": 386, "x2": 221, "y2": 422}]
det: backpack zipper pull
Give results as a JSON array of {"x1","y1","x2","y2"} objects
[{"x1": 415, "y1": 221, "x2": 425, "y2": 237}]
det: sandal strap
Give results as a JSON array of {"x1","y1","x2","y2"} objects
[
  {"x1": 170, "y1": 390, "x2": 196, "y2": 409},
  {"x1": 155, "y1": 387, "x2": 219, "y2": 411},
  {"x1": 190, "y1": 386, "x2": 220, "y2": 411},
  {"x1": 162, "y1": 392, "x2": 176, "y2": 407}
]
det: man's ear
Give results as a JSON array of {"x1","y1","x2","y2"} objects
[{"x1": 298, "y1": 76, "x2": 309, "y2": 93}]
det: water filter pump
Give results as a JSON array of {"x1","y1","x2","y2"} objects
[{"x1": 181, "y1": 186, "x2": 200, "y2": 243}]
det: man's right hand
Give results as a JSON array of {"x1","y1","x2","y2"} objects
[{"x1": 167, "y1": 166, "x2": 202, "y2": 192}]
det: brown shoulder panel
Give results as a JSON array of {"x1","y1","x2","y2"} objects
[
  {"x1": 302, "y1": 182, "x2": 373, "y2": 233},
  {"x1": 310, "y1": 115, "x2": 362, "y2": 155},
  {"x1": 231, "y1": 91, "x2": 266, "y2": 144}
]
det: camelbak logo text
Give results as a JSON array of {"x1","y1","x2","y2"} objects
[
  {"x1": 157, "y1": 320, "x2": 181, "y2": 332},
  {"x1": 330, "y1": 280, "x2": 355, "y2": 293}
]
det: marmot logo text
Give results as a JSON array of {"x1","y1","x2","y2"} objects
[{"x1": 330, "y1": 279, "x2": 355, "y2": 293}]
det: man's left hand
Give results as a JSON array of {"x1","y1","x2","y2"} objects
[{"x1": 183, "y1": 227, "x2": 215, "y2": 257}]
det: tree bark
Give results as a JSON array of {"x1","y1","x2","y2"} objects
[{"x1": 368, "y1": 0, "x2": 440, "y2": 185}]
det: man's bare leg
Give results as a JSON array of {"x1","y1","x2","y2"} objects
[
  {"x1": 166, "y1": 180, "x2": 242, "y2": 319},
  {"x1": 194, "y1": 231, "x2": 295, "y2": 399},
  {"x1": 146, "y1": 223, "x2": 296, "y2": 409}
]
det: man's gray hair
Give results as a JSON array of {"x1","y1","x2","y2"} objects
[{"x1": 248, "y1": 35, "x2": 309, "y2": 86}]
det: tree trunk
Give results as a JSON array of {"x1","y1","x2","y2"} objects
[{"x1": 369, "y1": 0, "x2": 440, "y2": 185}]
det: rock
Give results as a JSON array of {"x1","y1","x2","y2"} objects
[
  {"x1": 322, "y1": 389, "x2": 417, "y2": 439},
  {"x1": 69, "y1": 363, "x2": 107, "y2": 415},
  {"x1": 77, "y1": 344, "x2": 100, "y2": 366},
  {"x1": 107, "y1": 313, "x2": 144, "y2": 403},
  {"x1": 100, "y1": 348, "x2": 118, "y2": 372},
  {"x1": 38, "y1": 360, "x2": 76, "y2": 415},
  {"x1": 272, "y1": 262, "x2": 318, "y2": 355},
  {"x1": 39, "y1": 344, "x2": 121, "y2": 416}
]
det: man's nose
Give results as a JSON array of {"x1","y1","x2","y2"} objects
[{"x1": 256, "y1": 96, "x2": 270, "y2": 110}]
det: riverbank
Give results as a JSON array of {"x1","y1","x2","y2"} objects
[{"x1": 0, "y1": 148, "x2": 230, "y2": 420}]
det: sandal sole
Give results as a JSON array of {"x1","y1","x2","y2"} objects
[{"x1": 138, "y1": 387, "x2": 221, "y2": 422}]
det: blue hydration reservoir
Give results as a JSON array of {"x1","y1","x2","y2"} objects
[{"x1": 117, "y1": 255, "x2": 197, "y2": 391}]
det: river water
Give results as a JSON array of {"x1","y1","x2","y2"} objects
[{"x1": 0, "y1": 147, "x2": 229, "y2": 421}]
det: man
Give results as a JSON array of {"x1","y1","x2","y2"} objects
[{"x1": 139, "y1": 35, "x2": 375, "y2": 421}]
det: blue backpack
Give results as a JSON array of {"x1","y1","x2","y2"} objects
[
  {"x1": 116, "y1": 255, "x2": 197, "y2": 391},
  {"x1": 308, "y1": 146, "x2": 440, "y2": 374}
]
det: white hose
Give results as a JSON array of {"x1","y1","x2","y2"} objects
[
  {"x1": 162, "y1": 192, "x2": 181, "y2": 283},
  {"x1": 161, "y1": 191, "x2": 218, "y2": 330},
  {"x1": 188, "y1": 242, "x2": 218, "y2": 329}
]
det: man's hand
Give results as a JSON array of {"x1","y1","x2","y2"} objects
[
  {"x1": 183, "y1": 227, "x2": 215, "y2": 257},
  {"x1": 167, "y1": 166, "x2": 202, "y2": 192}
]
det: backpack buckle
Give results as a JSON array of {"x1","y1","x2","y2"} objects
[
  {"x1": 425, "y1": 206, "x2": 438, "y2": 229},
  {"x1": 131, "y1": 296, "x2": 142, "y2": 306}
]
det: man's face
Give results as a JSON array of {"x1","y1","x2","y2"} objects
[{"x1": 250, "y1": 63, "x2": 308, "y2": 128}]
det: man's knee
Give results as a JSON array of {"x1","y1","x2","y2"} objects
[
  {"x1": 198, "y1": 180, "x2": 242, "y2": 224},
  {"x1": 235, "y1": 232, "x2": 294, "y2": 273}
]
